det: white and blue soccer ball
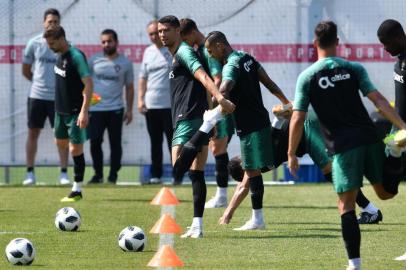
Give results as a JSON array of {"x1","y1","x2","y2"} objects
[
  {"x1": 118, "y1": 226, "x2": 146, "y2": 252},
  {"x1": 5, "y1": 238, "x2": 36, "y2": 265},
  {"x1": 55, "y1": 207, "x2": 81, "y2": 231}
]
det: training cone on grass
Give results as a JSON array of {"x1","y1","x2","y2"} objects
[
  {"x1": 150, "y1": 214, "x2": 182, "y2": 234},
  {"x1": 148, "y1": 245, "x2": 184, "y2": 268},
  {"x1": 150, "y1": 187, "x2": 179, "y2": 205}
]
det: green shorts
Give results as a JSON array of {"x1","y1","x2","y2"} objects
[
  {"x1": 332, "y1": 142, "x2": 384, "y2": 193},
  {"x1": 303, "y1": 113, "x2": 330, "y2": 169},
  {"x1": 215, "y1": 114, "x2": 235, "y2": 139},
  {"x1": 240, "y1": 126, "x2": 274, "y2": 170},
  {"x1": 172, "y1": 118, "x2": 208, "y2": 147},
  {"x1": 54, "y1": 112, "x2": 87, "y2": 144}
]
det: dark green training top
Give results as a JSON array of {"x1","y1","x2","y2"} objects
[
  {"x1": 54, "y1": 45, "x2": 90, "y2": 115},
  {"x1": 170, "y1": 42, "x2": 208, "y2": 127},
  {"x1": 394, "y1": 54, "x2": 406, "y2": 122},
  {"x1": 294, "y1": 56, "x2": 380, "y2": 154},
  {"x1": 222, "y1": 50, "x2": 270, "y2": 137}
]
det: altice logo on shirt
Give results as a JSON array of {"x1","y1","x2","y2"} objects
[{"x1": 318, "y1": 73, "x2": 351, "y2": 89}]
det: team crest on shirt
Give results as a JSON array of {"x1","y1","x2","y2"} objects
[
  {"x1": 62, "y1": 59, "x2": 67, "y2": 68},
  {"x1": 114, "y1": 64, "x2": 121, "y2": 73},
  {"x1": 394, "y1": 71, "x2": 404, "y2": 83}
]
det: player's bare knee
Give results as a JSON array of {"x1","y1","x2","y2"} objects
[{"x1": 70, "y1": 144, "x2": 83, "y2": 156}]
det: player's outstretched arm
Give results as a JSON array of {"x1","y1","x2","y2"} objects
[
  {"x1": 287, "y1": 110, "x2": 306, "y2": 177},
  {"x1": 368, "y1": 91, "x2": 406, "y2": 130},
  {"x1": 257, "y1": 66, "x2": 290, "y2": 105},
  {"x1": 194, "y1": 68, "x2": 235, "y2": 114},
  {"x1": 219, "y1": 178, "x2": 249, "y2": 225}
]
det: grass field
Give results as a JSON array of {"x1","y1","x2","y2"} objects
[{"x1": 1, "y1": 183, "x2": 406, "y2": 269}]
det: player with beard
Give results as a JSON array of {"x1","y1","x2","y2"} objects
[
  {"x1": 43, "y1": 25, "x2": 93, "y2": 202},
  {"x1": 87, "y1": 29, "x2": 134, "y2": 184}
]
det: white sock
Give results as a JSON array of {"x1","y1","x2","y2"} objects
[
  {"x1": 348, "y1": 258, "x2": 361, "y2": 269},
  {"x1": 216, "y1": 187, "x2": 227, "y2": 198},
  {"x1": 191, "y1": 217, "x2": 202, "y2": 228},
  {"x1": 251, "y1": 209, "x2": 264, "y2": 223},
  {"x1": 191, "y1": 217, "x2": 203, "y2": 228},
  {"x1": 362, "y1": 202, "x2": 379, "y2": 214},
  {"x1": 199, "y1": 120, "x2": 214, "y2": 133},
  {"x1": 72, "y1": 181, "x2": 82, "y2": 192}
]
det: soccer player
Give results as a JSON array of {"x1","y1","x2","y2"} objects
[
  {"x1": 377, "y1": 18, "x2": 406, "y2": 261},
  {"x1": 157, "y1": 15, "x2": 235, "y2": 238},
  {"x1": 43, "y1": 25, "x2": 93, "y2": 202},
  {"x1": 87, "y1": 29, "x2": 134, "y2": 184},
  {"x1": 220, "y1": 110, "x2": 331, "y2": 225},
  {"x1": 204, "y1": 31, "x2": 291, "y2": 230},
  {"x1": 288, "y1": 21, "x2": 406, "y2": 270},
  {"x1": 180, "y1": 18, "x2": 234, "y2": 208},
  {"x1": 22, "y1": 8, "x2": 70, "y2": 185}
]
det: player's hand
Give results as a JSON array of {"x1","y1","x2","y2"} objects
[
  {"x1": 123, "y1": 110, "x2": 133, "y2": 125},
  {"x1": 77, "y1": 111, "x2": 89, "y2": 129},
  {"x1": 272, "y1": 103, "x2": 293, "y2": 118},
  {"x1": 287, "y1": 153, "x2": 299, "y2": 178},
  {"x1": 218, "y1": 97, "x2": 235, "y2": 114},
  {"x1": 137, "y1": 100, "x2": 147, "y2": 115},
  {"x1": 218, "y1": 213, "x2": 232, "y2": 225}
]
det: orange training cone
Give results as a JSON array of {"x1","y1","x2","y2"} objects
[
  {"x1": 150, "y1": 214, "x2": 182, "y2": 234},
  {"x1": 147, "y1": 245, "x2": 184, "y2": 268},
  {"x1": 150, "y1": 187, "x2": 179, "y2": 205}
]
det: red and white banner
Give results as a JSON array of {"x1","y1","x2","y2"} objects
[{"x1": 0, "y1": 44, "x2": 394, "y2": 64}]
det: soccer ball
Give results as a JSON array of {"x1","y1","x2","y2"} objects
[
  {"x1": 55, "y1": 207, "x2": 81, "y2": 231},
  {"x1": 5, "y1": 238, "x2": 36, "y2": 265},
  {"x1": 118, "y1": 226, "x2": 146, "y2": 252}
]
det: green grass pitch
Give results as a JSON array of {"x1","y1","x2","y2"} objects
[{"x1": 1, "y1": 184, "x2": 406, "y2": 269}]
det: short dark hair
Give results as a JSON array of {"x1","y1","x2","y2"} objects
[
  {"x1": 377, "y1": 19, "x2": 405, "y2": 40},
  {"x1": 179, "y1": 18, "x2": 198, "y2": 35},
  {"x1": 314, "y1": 21, "x2": 337, "y2": 49},
  {"x1": 43, "y1": 25, "x2": 65, "y2": 39},
  {"x1": 43, "y1": 8, "x2": 60, "y2": 21},
  {"x1": 228, "y1": 156, "x2": 244, "y2": 182},
  {"x1": 101, "y1": 29, "x2": 118, "y2": 42},
  {"x1": 158, "y1": 15, "x2": 180, "y2": 28},
  {"x1": 205, "y1": 31, "x2": 230, "y2": 46}
]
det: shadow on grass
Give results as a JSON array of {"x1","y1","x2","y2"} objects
[
  {"x1": 225, "y1": 233, "x2": 339, "y2": 239},
  {"x1": 264, "y1": 205, "x2": 336, "y2": 210},
  {"x1": 101, "y1": 198, "x2": 152, "y2": 203},
  {"x1": 271, "y1": 221, "x2": 340, "y2": 225}
]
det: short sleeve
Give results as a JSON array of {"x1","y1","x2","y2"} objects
[
  {"x1": 22, "y1": 39, "x2": 35, "y2": 65},
  {"x1": 72, "y1": 50, "x2": 90, "y2": 79},
  {"x1": 176, "y1": 44, "x2": 202, "y2": 75},
  {"x1": 293, "y1": 72, "x2": 310, "y2": 112},
  {"x1": 138, "y1": 48, "x2": 148, "y2": 79},
  {"x1": 222, "y1": 58, "x2": 239, "y2": 82},
  {"x1": 124, "y1": 60, "x2": 134, "y2": 86},
  {"x1": 350, "y1": 62, "x2": 377, "y2": 96}
]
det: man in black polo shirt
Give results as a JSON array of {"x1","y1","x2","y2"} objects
[
  {"x1": 44, "y1": 25, "x2": 93, "y2": 202},
  {"x1": 157, "y1": 15, "x2": 235, "y2": 238}
]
